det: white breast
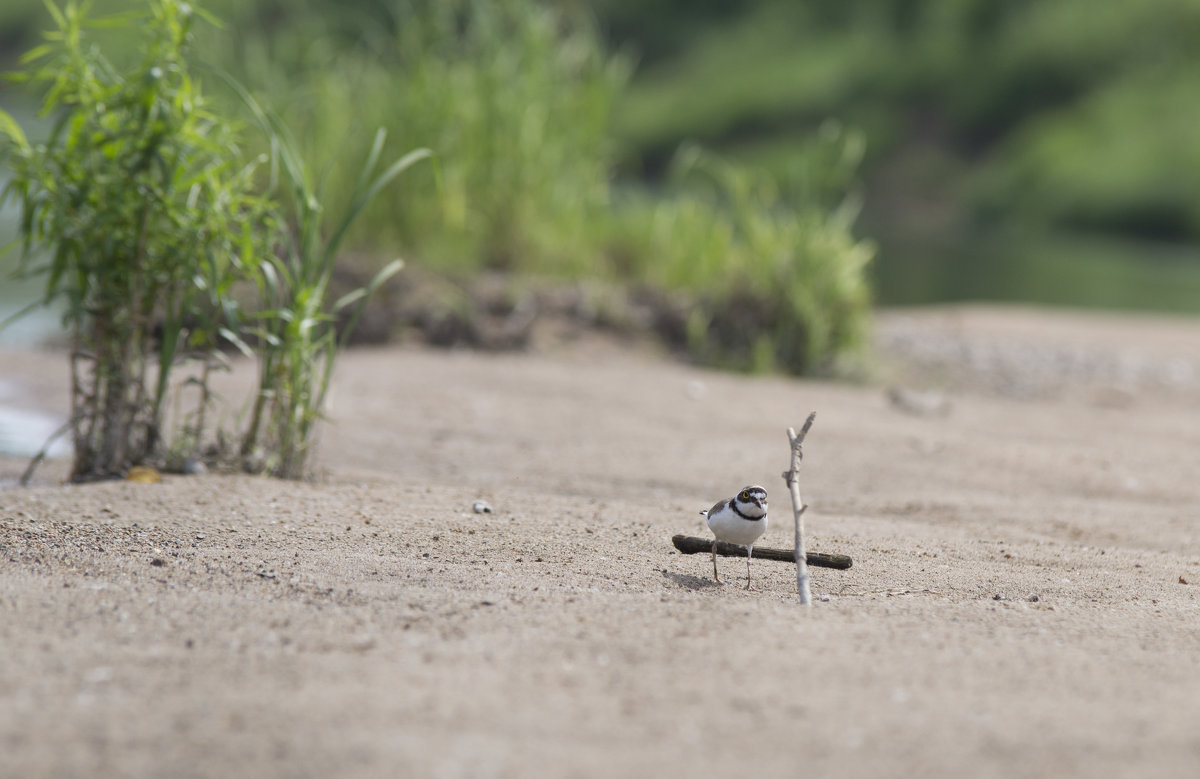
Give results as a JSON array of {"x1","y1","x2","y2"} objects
[{"x1": 705, "y1": 503, "x2": 767, "y2": 547}]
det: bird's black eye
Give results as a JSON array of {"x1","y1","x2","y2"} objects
[{"x1": 740, "y1": 491, "x2": 750, "y2": 500}]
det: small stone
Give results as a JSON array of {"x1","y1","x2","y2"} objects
[
  {"x1": 472, "y1": 500, "x2": 493, "y2": 514},
  {"x1": 243, "y1": 449, "x2": 266, "y2": 474},
  {"x1": 125, "y1": 465, "x2": 162, "y2": 483},
  {"x1": 182, "y1": 458, "x2": 207, "y2": 476},
  {"x1": 150, "y1": 558, "x2": 166, "y2": 567},
  {"x1": 887, "y1": 386, "x2": 951, "y2": 417},
  {"x1": 1027, "y1": 594, "x2": 1040, "y2": 602}
]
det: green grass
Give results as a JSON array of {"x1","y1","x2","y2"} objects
[
  {"x1": 207, "y1": 0, "x2": 628, "y2": 276},
  {"x1": 224, "y1": 72, "x2": 430, "y2": 477}
]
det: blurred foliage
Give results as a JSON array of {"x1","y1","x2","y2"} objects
[
  {"x1": 206, "y1": 0, "x2": 628, "y2": 275},
  {"x1": 8, "y1": 1, "x2": 1200, "y2": 309},
  {"x1": 602, "y1": 0, "x2": 1200, "y2": 310},
  {"x1": 2, "y1": 0, "x2": 878, "y2": 375},
  {"x1": 609, "y1": 126, "x2": 873, "y2": 373}
]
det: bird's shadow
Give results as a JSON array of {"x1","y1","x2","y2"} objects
[{"x1": 662, "y1": 570, "x2": 724, "y2": 590}]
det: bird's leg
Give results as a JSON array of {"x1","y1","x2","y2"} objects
[
  {"x1": 712, "y1": 539, "x2": 720, "y2": 582},
  {"x1": 745, "y1": 545, "x2": 754, "y2": 590}
]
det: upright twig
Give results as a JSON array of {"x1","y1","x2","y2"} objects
[{"x1": 783, "y1": 412, "x2": 817, "y2": 605}]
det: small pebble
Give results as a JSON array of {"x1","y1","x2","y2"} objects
[
  {"x1": 886, "y1": 386, "x2": 951, "y2": 417},
  {"x1": 472, "y1": 500, "x2": 493, "y2": 514},
  {"x1": 125, "y1": 466, "x2": 162, "y2": 483},
  {"x1": 243, "y1": 450, "x2": 266, "y2": 474}
]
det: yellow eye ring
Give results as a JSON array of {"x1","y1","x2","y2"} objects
[{"x1": 740, "y1": 491, "x2": 750, "y2": 500}]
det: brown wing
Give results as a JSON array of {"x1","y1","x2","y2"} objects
[{"x1": 703, "y1": 498, "x2": 729, "y2": 518}]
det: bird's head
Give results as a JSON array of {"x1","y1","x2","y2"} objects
[{"x1": 734, "y1": 485, "x2": 767, "y2": 517}]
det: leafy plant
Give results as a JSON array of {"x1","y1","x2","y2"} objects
[
  {"x1": 0, "y1": 0, "x2": 428, "y2": 481},
  {"x1": 608, "y1": 128, "x2": 874, "y2": 374},
  {"x1": 0, "y1": 0, "x2": 275, "y2": 481},
  {"x1": 215, "y1": 0, "x2": 627, "y2": 275},
  {"x1": 221, "y1": 73, "x2": 430, "y2": 478}
]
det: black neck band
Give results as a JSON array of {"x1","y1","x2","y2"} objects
[{"x1": 732, "y1": 500, "x2": 763, "y2": 521}]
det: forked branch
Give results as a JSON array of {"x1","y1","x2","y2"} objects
[{"x1": 784, "y1": 412, "x2": 817, "y2": 605}]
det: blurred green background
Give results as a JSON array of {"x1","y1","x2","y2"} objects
[
  {"x1": 5, "y1": 0, "x2": 1200, "y2": 341},
  {"x1": 606, "y1": 0, "x2": 1200, "y2": 312}
]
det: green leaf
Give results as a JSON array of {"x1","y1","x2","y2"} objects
[
  {"x1": 0, "y1": 298, "x2": 47, "y2": 333},
  {"x1": 334, "y1": 258, "x2": 404, "y2": 347},
  {"x1": 218, "y1": 326, "x2": 255, "y2": 359},
  {"x1": 17, "y1": 43, "x2": 54, "y2": 65},
  {"x1": 365, "y1": 258, "x2": 405, "y2": 294},
  {"x1": 349, "y1": 128, "x2": 387, "y2": 207},
  {"x1": 324, "y1": 146, "x2": 432, "y2": 263},
  {"x1": 331, "y1": 288, "x2": 366, "y2": 313},
  {"x1": 41, "y1": 0, "x2": 66, "y2": 31},
  {"x1": 0, "y1": 109, "x2": 30, "y2": 151}
]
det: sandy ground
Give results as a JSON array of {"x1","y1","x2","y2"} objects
[{"x1": 2, "y1": 305, "x2": 1200, "y2": 778}]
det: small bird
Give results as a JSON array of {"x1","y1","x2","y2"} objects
[{"x1": 700, "y1": 485, "x2": 768, "y2": 589}]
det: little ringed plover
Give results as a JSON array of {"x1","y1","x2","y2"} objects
[{"x1": 700, "y1": 485, "x2": 768, "y2": 589}]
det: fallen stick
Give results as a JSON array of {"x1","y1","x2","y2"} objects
[{"x1": 672, "y1": 535, "x2": 852, "y2": 570}]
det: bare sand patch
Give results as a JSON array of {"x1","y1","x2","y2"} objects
[{"x1": 3, "y1": 306, "x2": 1200, "y2": 777}]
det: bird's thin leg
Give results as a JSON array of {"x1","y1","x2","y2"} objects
[
  {"x1": 712, "y1": 539, "x2": 720, "y2": 582},
  {"x1": 745, "y1": 545, "x2": 753, "y2": 590}
]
